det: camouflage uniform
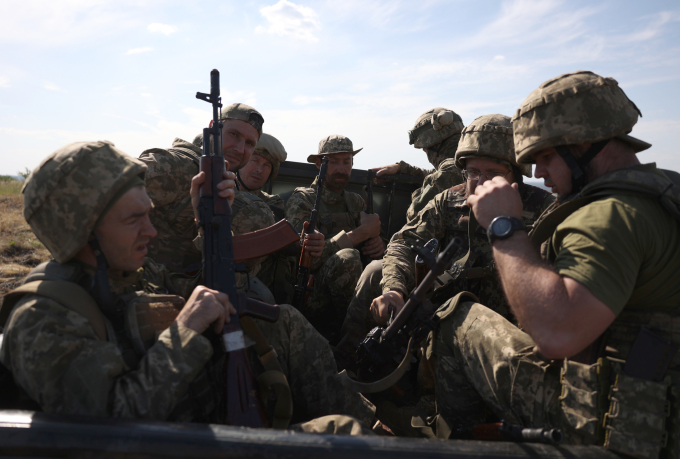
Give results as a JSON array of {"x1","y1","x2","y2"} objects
[
  {"x1": 339, "y1": 115, "x2": 554, "y2": 363},
  {"x1": 284, "y1": 176, "x2": 364, "y2": 339},
  {"x1": 399, "y1": 108, "x2": 466, "y2": 220},
  {"x1": 238, "y1": 133, "x2": 288, "y2": 221},
  {"x1": 434, "y1": 72, "x2": 680, "y2": 458},
  {"x1": 0, "y1": 140, "x2": 375, "y2": 428},
  {"x1": 140, "y1": 103, "x2": 270, "y2": 274},
  {"x1": 282, "y1": 135, "x2": 366, "y2": 340}
]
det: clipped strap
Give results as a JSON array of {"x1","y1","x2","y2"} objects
[
  {"x1": 338, "y1": 336, "x2": 416, "y2": 394},
  {"x1": 241, "y1": 316, "x2": 292, "y2": 428},
  {"x1": 2, "y1": 281, "x2": 107, "y2": 341}
]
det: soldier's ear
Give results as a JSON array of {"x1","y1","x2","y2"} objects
[{"x1": 315, "y1": 158, "x2": 321, "y2": 169}]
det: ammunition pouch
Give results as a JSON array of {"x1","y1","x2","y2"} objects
[{"x1": 558, "y1": 357, "x2": 674, "y2": 459}]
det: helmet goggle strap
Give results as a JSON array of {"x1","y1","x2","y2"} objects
[
  {"x1": 88, "y1": 234, "x2": 116, "y2": 316},
  {"x1": 554, "y1": 139, "x2": 610, "y2": 193}
]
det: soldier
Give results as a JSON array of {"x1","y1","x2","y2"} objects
[
  {"x1": 284, "y1": 135, "x2": 384, "y2": 342},
  {"x1": 336, "y1": 114, "x2": 554, "y2": 373},
  {"x1": 372, "y1": 107, "x2": 466, "y2": 220},
  {"x1": 237, "y1": 132, "x2": 287, "y2": 220},
  {"x1": 139, "y1": 103, "x2": 274, "y2": 275},
  {"x1": 433, "y1": 71, "x2": 680, "y2": 458},
  {"x1": 0, "y1": 141, "x2": 375, "y2": 430}
]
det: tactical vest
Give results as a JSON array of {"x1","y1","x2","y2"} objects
[
  {"x1": 1, "y1": 261, "x2": 292, "y2": 427},
  {"x1": 295, "y1": 187, "x2": 362, "y2": 238},
  {"x1": 529, "y1": 166, "x2": 680, "y2": 458},
  {"x1": 431, "y1": 183, "x2": 553, "y2": 320}
]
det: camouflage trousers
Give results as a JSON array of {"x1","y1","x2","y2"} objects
[
  {"x1": 291, "y1": 414, "x2": 374, "y2": 436},
  {"x1": 432, "y1": 293, "x2": 562, "y2": 438},
  {"x1": 334, "y1": 259, "x2": 383, "y2": 371},
  {"x1": 252, "y1": 303, "x2": 375, "y2": 426},
  {"x1": 301, "y1": 248, "x2": 363, "y2": 343}
]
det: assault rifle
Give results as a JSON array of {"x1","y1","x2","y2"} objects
[
  {"x1": 339, "y1": 237, "x2": 463, "y2": 393},
  {"x1": 291, "y1": 156, "x2": 329, "y2": 310},
  {"x1": 414, "y1": 238, "x2": 438, "y2": 286},
  {"x1": 196, "y1": 70, "x2": 298, "y2": 427}
]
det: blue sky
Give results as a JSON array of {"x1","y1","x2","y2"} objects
[{"x1": 1, "y1": 0, "x2": 679, "y2": 177}]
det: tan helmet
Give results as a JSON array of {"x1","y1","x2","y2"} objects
[
  {"x1": 22, "y1": 141, "x2": 146, "y2": 263},
  {"x1": 254, "y1": 133, "x2": 287, "y2": 182},
  {"x1": 455, "y1": 114, "x2": 532, "y2": 178},
  {"x1": 512, "y1": 71, "x2": 651, "y2": 164},
  {"x1": 408, "y1": 107, "x2": 464, "y2": 149},
  {"x1": 307, "y1": 135, "x2": 362, "y2": 163},
  {"x1": 219, "y1": 102, "x2": 264, "y2": 138}
]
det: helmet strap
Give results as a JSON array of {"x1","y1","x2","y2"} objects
[
  {"x1": 236, "y1": 171, "x2": 253, "y2": 192},
  {"x1": 88, "y1": 234, "x2": 116, "y2": 317},
  {"x1": 555, "y1": 139, "x2": 610, "y2": 193}
]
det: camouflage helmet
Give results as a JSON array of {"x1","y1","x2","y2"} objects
[
  {"x1": 307, "y1": 135, "x2": 362, "y2": 163},
  {"x1": 253, "y1": 133, "x2": 287, "y2": 182},
  {"x1": 513, "y1": 71, "x2": 651, "y2": 164},
  {"x1": 219, "y1": 103, "x2": 264, "y2": 138},
  {"x1": 455, "y1": 114, "x2": 532, "y2": 178},
  {"x1": 408, "y1": 107, "x2": 464, "y2": 149},
  {"x1": 22, "y1": 141, "x2": 146, "y2": 263}
]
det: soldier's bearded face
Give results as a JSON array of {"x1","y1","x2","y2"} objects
[
  {"x1": 533, "y1": 148, "x2": 572, "y2": 199},
  {"x1": 240, "y1": 154, "x2": 272, "y2": 189},
  {"x1": 221, "y1": 120, "x2": 259, "y2": 171},
  {"x1": 318, "y1": 153, "x2": 353, "y2": 193},
  {"x1": 94, "y1": 186, "x2": 158, "y2": 274}
]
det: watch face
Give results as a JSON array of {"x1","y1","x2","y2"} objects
[{"x1": 492, "y1": 218, "x2": 513, "y2": 237}]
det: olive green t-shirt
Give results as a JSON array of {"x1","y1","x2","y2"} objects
[{"x1": 552, "y1": 179, "x2": 680, "y2": 316}]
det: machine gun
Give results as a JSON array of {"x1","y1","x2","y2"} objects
[
  {"x1": 291, "y1": 156, "x2": 329, "y2": 310},
  {"x1": 196, "y1": 69, "x2": 298, "y2": 427},
  {"x1": 339, "y1": 237, "x2": 463, "y2": 393}
]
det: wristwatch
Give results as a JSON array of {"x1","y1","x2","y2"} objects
[{"x1": 487, "y1": 216, "x2": 526, "y2": 244}]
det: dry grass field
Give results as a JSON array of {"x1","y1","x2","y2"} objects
[{"x1": 0, "y1": 183, "x2": 51, "y2": 304}]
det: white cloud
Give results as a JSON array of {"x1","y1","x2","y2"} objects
[
  {"x1": 126, "y1": 47, "x2": 153, "y2": 55},
  {"x1": 147, "y1": 22, "x2": 177, "y2": 36},
  {"x1": 0, "y1": 77, "x2": 9, "y2": 88},
  {"x1": 255, "y1": 0, "x2": 320, "y2": 42},
  {"x1": 623, "y1": 11, "x2": 680, "y2": 43},
  {"x1": 43, "y1": 82, "x2": 63, "y2": 91},
  {"x1": 494, "y1": 55, "x2": 505, "y2": 61}
]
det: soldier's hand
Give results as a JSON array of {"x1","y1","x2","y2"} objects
[
  {"x1": 372, "y1": 164, "x2": 399, "y2": 182},
  {"x1": 176, "y1": 285, "x2": 237, "y2": 334},
  {"x1": 190, "y1": 167, "x2": 236, "y2": 224},
  {"x1": 302, "y1": 221, "x2": 325, "y2": 257},
  {"x1": 370, "y1": 291, "x2": 405, "y2": 326},
  {"x1": 359, "y1": 211, "x2": 381, "y2": 238},
  {"x1": 467, "y1": 177, "x2": 522, "y2": 228},
  {"x1": 362, "y1": 236, "x2": 385, "y2": 259}
]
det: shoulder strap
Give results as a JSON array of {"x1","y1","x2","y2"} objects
[
  {"x1": 240, "y1": 316, "x2": 292, "y2": 429},
  {"x1": 2, "y1": 281, "x2": 107, "y2": 341}
]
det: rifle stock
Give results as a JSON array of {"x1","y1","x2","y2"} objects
[
  {"x1": 291, "y1": 156, "x2": 328, "y2": 310},
  {"x1": 196, "y1": 69, "x2": 274, "y2": 427},
  {"x1": 353, "y1": 237, "x2": 464, "y2": 384}
]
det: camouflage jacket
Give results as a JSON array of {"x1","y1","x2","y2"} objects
[
  {"x1": 0, "y1": 258, "x2": 213, "y2": 420},
  {"x1": 284, "y1": 176, "x2": 365, "y2": 270},
  {"x1": 382, "y1": 183, "x2": 555, "y2": 319},
  {"x1": 403, "y1": 158, "x2": 465, "y2": 221},
  {"x1": 140, "y1": 138, "x2": 203, "y2": 273},
  {"x1": 251, "y1": 188, "x2": 285, "y2": 221},
  {"x1": 140, "y1": 139, "x2": 274, "y2": 274}
]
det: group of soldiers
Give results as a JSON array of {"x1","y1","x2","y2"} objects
[{"x1": 1, "y1": 69, "x2": 679, "y2": 458}]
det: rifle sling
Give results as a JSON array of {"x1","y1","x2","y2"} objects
[
  {"x1": 338, "y1": 336, "x2": 416, "y2": 394},
  {"x1": 240, "y1": 316, "x2": 292, "y2": 429}
]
